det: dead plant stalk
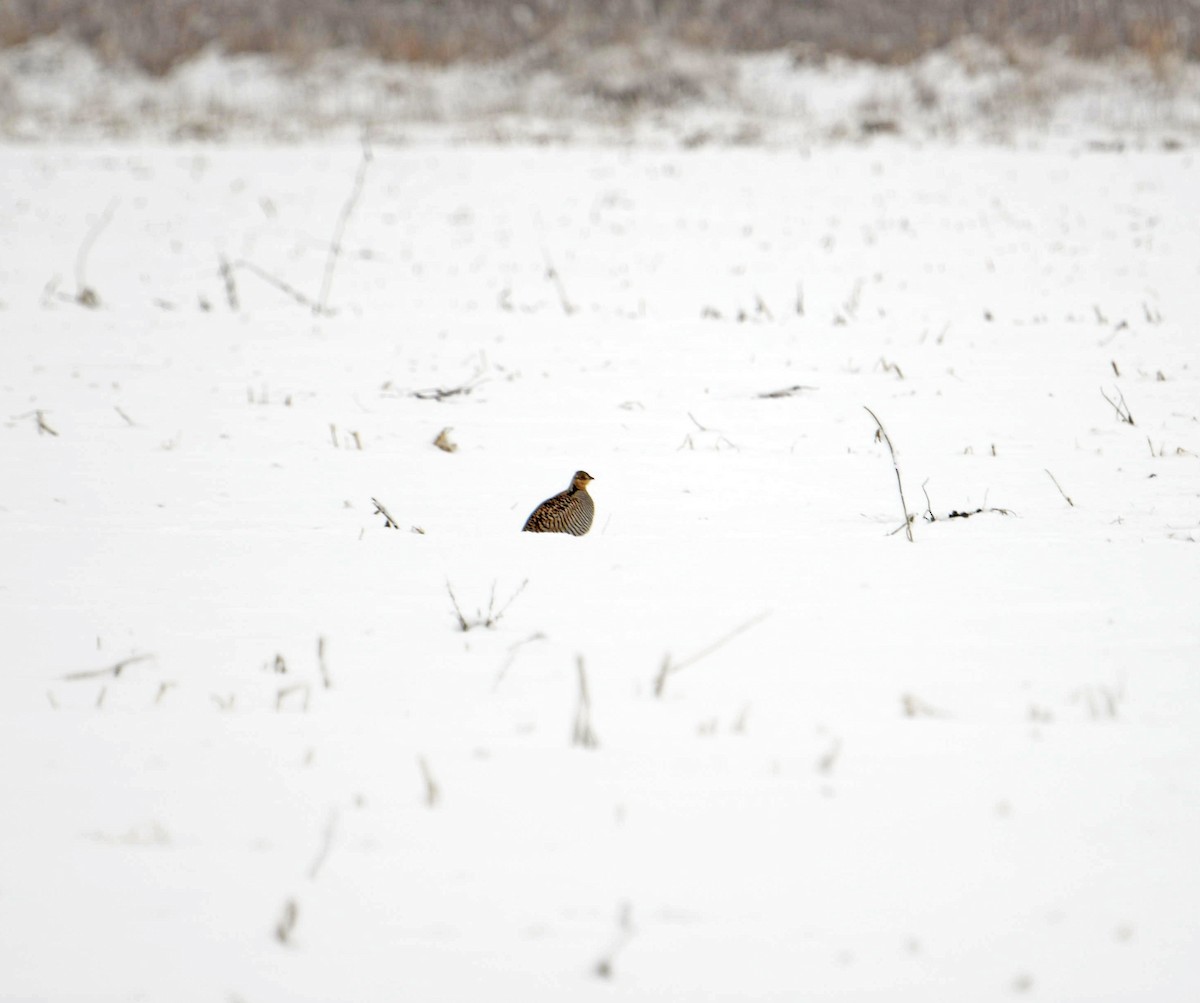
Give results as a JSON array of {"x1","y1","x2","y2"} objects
[{"x1": 864, "y1": 406, "x2": 914, "y2": 541}]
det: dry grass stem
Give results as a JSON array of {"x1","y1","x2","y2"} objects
[
  {"x1": 1044, "y1": 469, "x2": 1075, "y2": 507},
  {"x1": 62, "y1": 652, "x2": 153, "y2": 682},
  {"x1": 307, "y1": 809, "x2": 339, "y2": 880},
  {"x1": 75, "y1": 199, "x2": 117, "y2": 307},
  {"x1": 274, "y1": 899, "x2": 299, "y2": 945},
  {"x1": 317, "y1": 140, "x2": 372, "y2": 315},
  {"x1": 864, "y1": 406, "x2": 914, "y2": 542},
  {"x1": 371, "y1": 497, "x2": 401, "y2": 529},
  {"x1": 572, "y1": 655, "x2": 599, "y2": 749},
  {"x1": 418, "y1": 756, "x2": 440, "y2": 807},
  {"x1": 655, "y1": 611, "x2": 771, "y2": 697}
]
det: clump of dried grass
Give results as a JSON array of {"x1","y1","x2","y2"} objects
[{"x1": 2, "y1": 0, "x2": 1197, "y2": 79}]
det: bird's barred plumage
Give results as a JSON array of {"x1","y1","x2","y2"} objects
[{"x1": 522, "y1": 471, "x2": 595, "y2": 535}]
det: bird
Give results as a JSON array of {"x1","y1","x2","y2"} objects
[{"x1": 522, "y1": 470, "x2": 595, "y2": 535}]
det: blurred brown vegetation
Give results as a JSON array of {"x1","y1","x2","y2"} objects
[{"x1": 2, "y1": 0, "x2": 1196, "y2": 75}]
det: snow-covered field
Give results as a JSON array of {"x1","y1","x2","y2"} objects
[{"x1": 2, "y1": 133, "x2": 1199, "y2": 1001}]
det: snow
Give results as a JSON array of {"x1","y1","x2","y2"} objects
[{"x1": 2, "y1": 84, "x2": 1200, "y2": 1002}]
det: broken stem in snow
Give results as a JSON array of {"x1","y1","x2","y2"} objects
[
  {"x1": 1100, "y1": 385, "x2": 1135, "y2": 425},
  {"x1": 75, "y1": 198, "x2": 118, "y2": 306},
  {"x1": 317, "y1": 140, "x2": 373, "y2": 315},
  {"x1": 307, "y1": 808, "x2": 338, "y2": 880},
  {"x1": 62, "y1": 652, "x2": 152, "y2": 682},
  {"x1": 274, "y1": 899, "x2": 298, "y2": 944},
  {"x1": 655, "y1": 611, "x2": 771, "y2": 698},
  {"x1": 864, "y1": 406, "x2": 914, "y2": 541},
  {"x1": 218, "y1": 254, "x2": 239, "y2": 311},
  {"x1": 371, "y1": 497, "x2": 400, "y2": 529},
  {"x1": 572, "y1": 656, "x2": 599, "y2": 748},
  {"x1": 1044, "y1": 469, "x2": 1075, "y2": 507},
  {"x1": 234, "y1": 259, "x2": 320, "y2": 311},
  {"x1": 417, "y1": 756, "x2": 440, "y2": 807},
  {"x1": 317, "y1": 635, "x2": 331, "y2": 689},
  {"x1": 541, "y1": 246, "x2": 576, "y2": 315},
  {"x1": 593, "y1": 902, "x2": 635, "y2": 979}
]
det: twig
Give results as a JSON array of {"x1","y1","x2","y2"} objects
[
  {"x1": 542, "y1": 246, "x2": 576, "y2": 315},
  {"x1": 35, "y1": 410, "x2": 58, "y2": 437},
  {"x1": 902, "y1": 692, "x2": 949, "y2": 718},
  {"x1": 317, "y1": 141, "x2": 373, "y2": 315},
  {"x1": 218, "y1": 255, "x2": 239, "y2": 311},
  {"x1": 816, "y1": 738, "x2": 841, "y2": 775},
  {"x1": 275, "y1": 899, "x2": 299, "y2": 945},
  {"x1": 276, "y1": 683, "x2": 310, "y2": 712},
  {"x1": 233, "y1": 259, "x2": 320, "y2": 311},
  {"x1": 75, "y1": 199, "x2": 118, "y2": 307},
  {"x1": 417, "y1": 756, "x2": 440, "y2": 807},
  {"x1": 490, "y1": 578, "x2": 529, "y2": 625},
  {"x1": 317, "y1": 636, "x2": 331, "y2": 689},
  {"x1": 945, "y1": 507, "x2": 1015, "y2": 519},
  {"x1": 446, "y1": 581, "x2": 470, "y2": 631},
  {"x1": 62, "y1": 652, "x2": 152, "y2": 682},
  {"x1": 492, "y1": 631, "x2": 547, "y2": 690},
  {"x1": 371, "y1": 497, "x2": 400, "y2": 529},
  {"x1": 756, "y1": 385, "x2": 818, "y2": 399},
  {"x1": 593, "y1": 902, "x2": 635, "y2": 979},
  {"x1": 863, "y1": 406, "x2": 914, "y2": 542},
  {"x1": 572, "y1": 656, "x2": 599, "y2": 748},
  {"x1": 654, "y1": 612, "x2": 771, "y2": 698},
  {"x1": 446, "y1": 579, "x2": 527, "y2": 631},
  {"x1": 1044, "y1": 469, "x2": 1075, "y2": 507},
  {"x1": 114, "y1": 406, "x2": 135, "y2": 426},
  {"x1": 1100, "y1": 386, "x2": 1135, "y2": 425},
  {"x1": 307, "y1": 809, "x2": 339, "y2": 880},
  {"x1": 410, "y1": 376, "x2": 484, "y2": 402}
]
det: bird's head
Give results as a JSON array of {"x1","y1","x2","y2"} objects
[{"x1": 572, "y1": 470, "x2": 594, "y2": 491}]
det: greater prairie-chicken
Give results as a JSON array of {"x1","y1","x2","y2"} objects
[{"x1": 522, "y1": 470, "x2": 595, "y2": 535}]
